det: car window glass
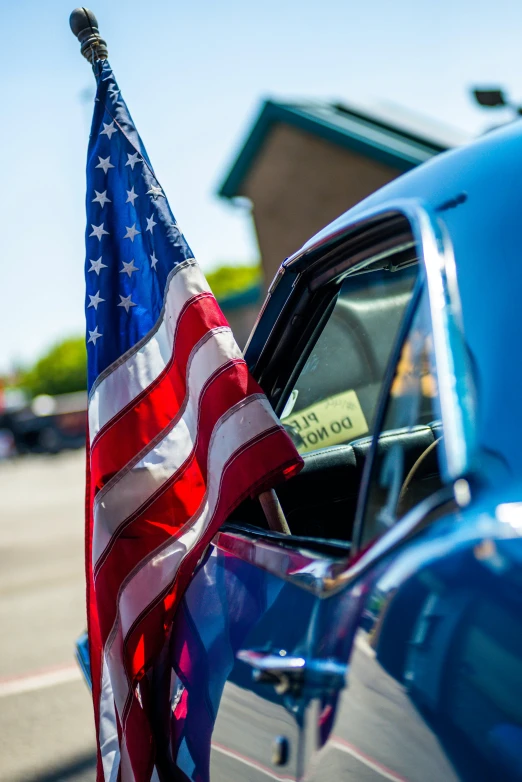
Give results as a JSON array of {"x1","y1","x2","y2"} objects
[
  {"x1": 361, "y1": 287, "x2": 444, "y2": 547},
  {"x1": 280, "y1": 265, "x2": 417, "y2": 454}
]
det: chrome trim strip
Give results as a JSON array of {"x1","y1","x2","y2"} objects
[
  {"x1": 214, "y1": 489, "x2": 452, "y2": 597},
  {"x1": 415, "y1": 206, "x2": 469, "y2": 478},
  {"x1": 213, "y1": 530, "x2": 347, "y2": 595}
]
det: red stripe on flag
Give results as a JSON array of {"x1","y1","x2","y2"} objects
[
  {"x1": 90, "y1": 294, "x2": 229, "y2": 491},
  {"x1": 94, "y1": 380, "x2": 269, "y2": 656},
  {"x1": 84, "y1": 439, "x2": 105, "y2": 782},
  {"x1": 91, "y1": 361, "x2": 243, "y2": 586}
]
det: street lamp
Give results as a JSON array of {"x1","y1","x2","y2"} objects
[{"x1": 472, "y1": 87, "x2": 522, "y2": 117}]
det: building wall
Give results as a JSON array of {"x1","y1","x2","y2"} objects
[{"x1": 240, "y1": 122, "x2": 403, "y2": 287}]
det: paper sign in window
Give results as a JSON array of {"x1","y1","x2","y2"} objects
[{"x1": 282, "y1": 390, "x2": 369, "y2": 454}]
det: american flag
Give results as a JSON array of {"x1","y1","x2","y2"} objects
[{"x1": 84, "y1": 59, "x2": 303, "y2": 782}]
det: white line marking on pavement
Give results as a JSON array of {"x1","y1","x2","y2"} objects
[
  {"x1": 354, "y1": 632, "x2": 377, "y2": 658},
  {"x1": 0, "y1": 664, "x2": 81, "y2": 698},
  {"x1": 330, "y1": 737, "x2": 409, "y2": 782},
  {"x1": 211, "y1": 742, "x2": 296, "y2": 781}
]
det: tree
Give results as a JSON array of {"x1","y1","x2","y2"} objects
[
  {"x1": 18, "y1": 337, "x2": 87, "y2": 397},
  {"x1": 206, "y1": 264, "x2": 261, "y2": 300}
]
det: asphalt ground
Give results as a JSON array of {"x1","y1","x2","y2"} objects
[{"x1": 0, "y1": 450, "x2": 96, "y2": 782}]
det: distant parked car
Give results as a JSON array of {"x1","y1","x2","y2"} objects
[
  {"x1": 4, "y1": 391, "x2": 87, "y2": 454},
  {"x1": 0, "y1": 428, "x2": 15, "y2": 459},
  {"x1": 79, "y1": 120, "x2": 522, "y2": 781}
]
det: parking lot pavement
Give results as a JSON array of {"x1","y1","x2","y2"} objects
[{"x1": 0, "y1": 450, "x2": 96, "y2": 782}]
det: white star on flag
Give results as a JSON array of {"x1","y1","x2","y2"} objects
[
  {"x1": 146, "y1": 184, "x2": 164, "y2": 199},
  {"x1": 126, "y1": 187, "x2": 138, "y2": 206},
  {"x1": 96, "y1": 156, "x2": 114, "y2": 174},
  {"x1": 123, "y1": 224, "x2": 140, "y2": 242},
  {"x1": 150, "y1": 252, "x2": 159, "y2": 270},
  {"x1": 88, "y1": 291, "x2": 105, "y2": 310},
  {"x1": 88, "y1": 326, "x2": 103, "y2": 345},
  {"x1": 92, "y1": 190, "x2": 111, "y2": 208},
  {"x1": 90, "y1": 223, "x2": 109, "y2": 241},
  {"x1": 146, "y1": 214, "x2": 157, "y2": 233},
  {"x1": 100, "y1": 121, "x2": 118, "y2": 139},
  {"x1": 125, "y1": 152, "x2": 141, "y2": 170},
  {"x1": 88, "y1": 256, "x2": 107, "y2": 275},
  {"x1": 118, "y1": 294, "x2": 137, "y2": 313},
  {"x1": 108, "y1": 87, "x2": 120, "y2": 104},
  {"x1": 120, "y1": 259, "x2": 139, "y2": 277}
]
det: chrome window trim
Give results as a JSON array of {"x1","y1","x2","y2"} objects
[
  {"x1": 214, "y1": 489, "x2": 453, "y2": 598},
  {"x1": 415, "y1": 205, "x2": 472, "y2": 480}
]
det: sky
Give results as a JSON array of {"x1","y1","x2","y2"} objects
[{"x1": 1, "y1": 0, "x2": 522, "y2": 372}]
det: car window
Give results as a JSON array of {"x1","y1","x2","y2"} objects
[
  {"x1": 360, "y1": 286, "x2": 445, "y2": 547},
  {"x1": 280, "y1": 265, "x2": 418, "y2": 454}
]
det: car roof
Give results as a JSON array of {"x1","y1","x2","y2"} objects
[{"x1": 284, "y1": 119, "x2": 522, "y2": 483}]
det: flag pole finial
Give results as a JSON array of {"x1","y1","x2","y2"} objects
[{"x1": 69, "y1": 8, "x2": 108, "y2": 62}]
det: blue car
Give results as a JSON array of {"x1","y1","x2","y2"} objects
[{"x1": 79, "y1": 119, "x2": 522, "y2": 781}]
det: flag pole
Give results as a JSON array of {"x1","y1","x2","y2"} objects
[
  {"x1": 258, "y1": 489, "x2": 291, "y2": 535},
  {"x1": 70, "y1": 7, "x2": 108, "y2": 63}
]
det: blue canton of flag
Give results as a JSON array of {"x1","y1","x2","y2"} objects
[{"x1": 85, "y1": 59, "x2": 192, "y2": 390}]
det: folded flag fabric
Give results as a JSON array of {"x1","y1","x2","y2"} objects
[{"x1": 83, "y1": 57, "x2": 303, "y2": 782}]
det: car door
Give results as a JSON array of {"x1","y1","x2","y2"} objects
[{"x1": 157, "y1": 204, "x2": 482, "y2": 782}]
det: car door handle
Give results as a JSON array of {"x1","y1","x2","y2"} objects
[{"x1": 237, "y1": 649, "x2": 347, "y2": 696}]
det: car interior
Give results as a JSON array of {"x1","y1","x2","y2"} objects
[{"x1": 226, "y1": 216, "x2": 445, "y2": 554}]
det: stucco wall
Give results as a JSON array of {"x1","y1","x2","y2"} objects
[{"x1": 240, "y1": 122, "x2": 403, "y2": 287}]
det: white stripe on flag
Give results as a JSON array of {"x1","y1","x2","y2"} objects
[
  {"x1": 99, "y1": 656, "x2": 121, "y2": 782},
  {"x1": 89, "y1": 261, "x2": 211, "y2": 440},
  {"x1": 103, "y1": 396, "x2": 276, "y2": 717},
  {"x1": 92, "y1": 327, "x2": 242, "y2": 566}
]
